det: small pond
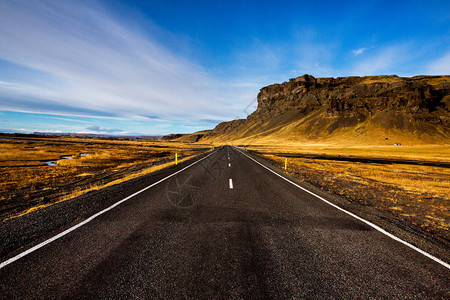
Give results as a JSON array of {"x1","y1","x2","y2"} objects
[
  {"x1": 43, "y1": 155, "x2": 72, "y2": 166},
  {"x1": 43, "y1": 153, "x2": 92, "y2": 166}
]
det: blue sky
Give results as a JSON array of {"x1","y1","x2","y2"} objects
[{"x1": 0, "y1": 0, "x2": 449, "y2": 135}]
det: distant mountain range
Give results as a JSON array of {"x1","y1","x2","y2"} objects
[
  {"x1": 163, "y1": 74, "x2": 450, "y2": 145},
  {"x1": 0, "y1": 132, "x2": 163, "y2": 140}
]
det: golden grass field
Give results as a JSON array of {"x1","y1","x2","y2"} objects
[
  {"x1": 0, "y1": 135, "x2": 210, "y2": 220},
  {"x1": 246, "y1": 144, "x2": 450, "y2": 162},
  {"x1": 1, "y1": 134, "x2": 448, "y2": 243},
  {"x1": 246, "y1": 144, "x2": 450, "y2": 242}
]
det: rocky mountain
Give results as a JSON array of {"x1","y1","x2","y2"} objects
[{"x1": 201, "y1": 74, "x2": 450, "y2": 145}]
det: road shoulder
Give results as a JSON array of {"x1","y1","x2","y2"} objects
[
  {"x1": 0, "y1": 150, "x2": 213, "y2": 261},
  {"x1": 238, "y1": 147, "x2": 450, "y2": 265}
]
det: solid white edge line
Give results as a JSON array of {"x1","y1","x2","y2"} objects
[
  {"x1": 233, "y1": 146, "x2": 450, "y2": 270},
  {"x1": 0, "y1": 150, "x2": 218, "y2": 270},
  {"x1": 229, "y1": 178, "x2": 234, "y2": 189}
]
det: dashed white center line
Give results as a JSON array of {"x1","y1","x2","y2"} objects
[
  {"x1": 229, "y1": 178, "x2": 233, "y2": 189},
  {"x1": 228, "y1": 163, "x2": 231, "y2": 167}
]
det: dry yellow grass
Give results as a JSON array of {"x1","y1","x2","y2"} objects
[
  {"x1": 6, "y1": 153, "x2": 198, "y2": 220},
  {"x1": 274, "y1": 156, "x2": 449, "y2": 200},
  {"x1": 255, "y1": 145, "x2": 449, "y2": 240},
  {"x1": 412, "y1": 75, "x2": 450, "y2": 86},
  {"x1": 0, "y1": 135, "x2": 210, "y2": 220},
  {"x1": 359, "y1": 76, "x2": 402, "y2": 85},
  {"x1": 246, "y1": 144, "x2": 450, "y2": 163},
  {"x1": 58, "y1": 153, "x2": 198, "y2": 202}
]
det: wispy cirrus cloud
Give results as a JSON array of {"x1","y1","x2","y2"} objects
[
  {"x1": 352, "y1": 48, "x2": 366, "y2": 56},
  {"x1": 0, "y1": 0, "x2": 448, "y2": 137},
  {"x1": 425, "y1": 52, "x2": 450, "y2": 75},
  {"x1": 0, "y1": 0, "x2": 252, "y2": 124},
  {"x1": 350, "y1": 45, "x2": 411, "y2": 76}
]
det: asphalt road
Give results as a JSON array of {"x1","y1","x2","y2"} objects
[{"x1": 0, "y1": 146, "x2": 448, "y2": 299}]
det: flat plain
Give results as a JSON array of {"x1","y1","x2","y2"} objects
[
  {"x1": 244, "y1": 144, "x2": 450, "y2": 244},
  {"x1": 1, "y1": 135, "x2": 448, "y2": 257},
  {"x1": 0, "y1": 135, "x2": 209, "y2": 220}
]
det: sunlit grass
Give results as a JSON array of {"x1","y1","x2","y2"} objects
[
  {"x1": 254, "y1": 144, "x2": 449, "y2": 238},
  {"x1": 5, "y1": 153, "x2": 198, "y2": 220},
  {"x1": 247, "y1": 144, "x2": 450, "y2": 163},
  {"x1": 0, "y1": 136, "x2": 209, "y2": 220}
]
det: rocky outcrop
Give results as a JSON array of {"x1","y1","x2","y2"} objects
[
  {"x1": 160, "y1": 134, "x2": 185, "y2": 141},
  {"x1": 202, "y1": 74, "x2": 450, "y2": 144},
  {"x1": 160, "y1": 130, "x2": 212, "y2": 143}
]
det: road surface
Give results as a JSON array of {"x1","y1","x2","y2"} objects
[{"x1": 0, "y1": 146, "x2": 448, "y2": 298}]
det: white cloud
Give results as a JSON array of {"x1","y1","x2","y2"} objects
[
  {"x1": 86, "y1": 125, "x2": 123, "y2": 133},
  {"x1": 350, "y1": 46, "x2": 409, "y2": 76},
  {"x1": 425, "y1": 52, "x2": 450, "y2": 75},
  {"x1": 0, "y1": 0, "x2": 255, "y2": 123},
  {"x1": 352, "y1": 48, "x2": 366, "y2": 56}
]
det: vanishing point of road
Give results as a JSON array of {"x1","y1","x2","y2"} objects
[{"x1": 0, "y1": 146, "x2": 448, "y2": 298}]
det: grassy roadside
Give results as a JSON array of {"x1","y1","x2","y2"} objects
[
  {"x1": 6, "y1": 153, "x2": 201, "y2": 221},
  {"x1": 244, "y1": 144, "x2": 450, "y2": 163},
  {"x1": 247, "y1": 145, "x2": 449, "y2": 244},
  {"x1": 0, "y1": 136, "x2": 211, "y2": 220}
]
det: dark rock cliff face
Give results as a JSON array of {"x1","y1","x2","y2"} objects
[{"x1": 204, "y1": 74, "x2": 450, "y2": 143}]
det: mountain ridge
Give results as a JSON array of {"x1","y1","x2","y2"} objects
[{"x1": 196, "y1": 74, "x2": 450, "y2": 145}]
